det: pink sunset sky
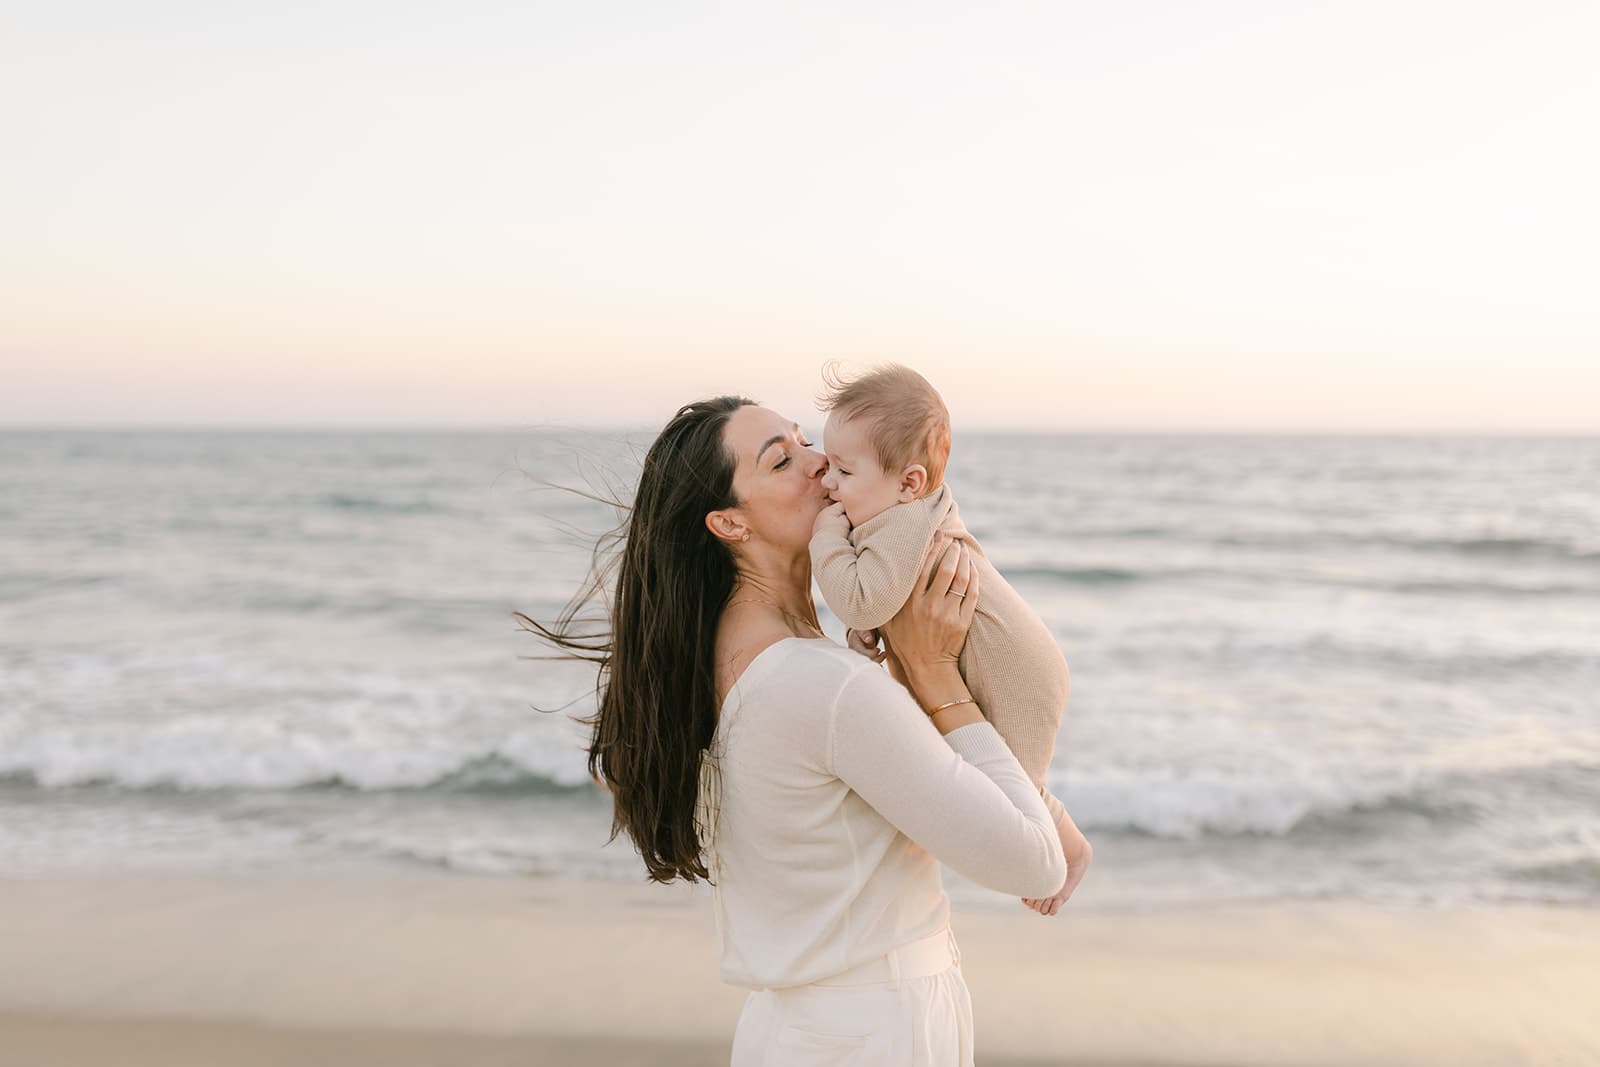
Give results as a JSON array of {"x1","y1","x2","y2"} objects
[{"x1": 3, "y1": 2, "x2": 1596, "y2": 432}]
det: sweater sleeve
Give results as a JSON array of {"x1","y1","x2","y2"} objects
[
  {"x1": 809, "y1": 503, "x2": 941, "y2": 632},
  {"x1": 827, "y1": 661, "x2": 1067, "y2": 900}
]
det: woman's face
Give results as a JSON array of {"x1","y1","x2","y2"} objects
[{"x1": 721, "y1": 404, "x2": 830, "y2": 551}]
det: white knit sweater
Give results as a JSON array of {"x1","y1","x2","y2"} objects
[{"x1": 695, "y1": 636, "x2": 1065, "y2": 991}]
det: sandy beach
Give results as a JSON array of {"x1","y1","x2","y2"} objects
[{"x1": 0, "y1": 858, "x2": 1594, "y2": 1066}]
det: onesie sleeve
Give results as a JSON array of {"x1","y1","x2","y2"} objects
[
  {"x1": 1040, "y1": 786, "x2": 1068, "y2": 829},
  {"x1": 827, "y1": 661, "x2": 1067, "y2": 900},
  {"x1": 809, "y1": 502, "x2": 942, "y2": 632}
]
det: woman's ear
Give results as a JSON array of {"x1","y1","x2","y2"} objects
[
  {"x1": 896, "y1": 465, "x2": 928, "y2": 502},
  {"x1": 705, "y1": 508, "x2": 749, "y2": 544}
]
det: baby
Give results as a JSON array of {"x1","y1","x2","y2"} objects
[{"x1": 809, "y1": 362, "x2": 1090, "y2": 915}]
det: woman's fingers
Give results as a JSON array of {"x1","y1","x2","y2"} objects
[
  {"x1": 879, "y1": 533, "x2": 982, "y2": 679},
  {"x1": 956, "y1": 546, "x2": 979, "y2": 623},
  {"x1": 927, "y1": 538, "x2": 962, "y2": 597},
  {"x1": 921, "y1": 539, "x2": 979, "y2": 625}
]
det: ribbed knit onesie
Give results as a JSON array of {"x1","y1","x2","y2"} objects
[{"x1": 809, "y1": 482, "x2": 1072, "y2": 828}]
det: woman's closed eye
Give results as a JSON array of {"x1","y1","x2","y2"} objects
[{"x1": 774, "y1": 440, "x2": 815, "y2": 470}]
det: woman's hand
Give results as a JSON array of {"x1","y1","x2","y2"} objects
[
  {"x1": 878, "y1": 532, "x2": 980, "y2": 707},
  {"x1": 879, "y1": 532, "x2": 980, "y2": 668}
]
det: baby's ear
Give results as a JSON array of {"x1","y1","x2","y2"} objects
[{"x1": 897, "y1": 464, "x2": 928, "y2": 501}]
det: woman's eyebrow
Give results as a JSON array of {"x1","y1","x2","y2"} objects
[{"x1": 756, "y1": 423, "x2": 802, "y2": 464}]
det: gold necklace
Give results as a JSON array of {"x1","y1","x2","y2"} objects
[{"x1": 725, "y1": 596, "x2": 825, "y2": 638}]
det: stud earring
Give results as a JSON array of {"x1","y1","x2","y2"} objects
[{"x1": 741, "y1": 531, "x2": 751, "y2": 542}]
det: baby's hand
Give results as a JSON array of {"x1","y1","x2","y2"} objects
[
  {"x1": 845, "y1": 627, "x2": 887, "y2": 664},
  {"x1": 1021, "y1": 812, "x2": 1092, "y2": 917},
  {"x1": 813, "y1": 501, "x2": 851, "y2": 537}
]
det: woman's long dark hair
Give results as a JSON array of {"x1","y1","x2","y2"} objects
[{"x1": 515, "y1": 396, "x2": 755, "y2": 884}]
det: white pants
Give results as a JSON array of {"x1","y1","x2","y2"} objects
[{"x1": 729, "y1": 925, "x2": 974, "y2": 1066}]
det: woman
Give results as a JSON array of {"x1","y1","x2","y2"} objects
[{"x1": 526, "y1": 396, "x2": 1067, "y2": 1065}]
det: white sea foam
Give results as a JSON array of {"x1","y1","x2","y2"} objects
[{"x1": 1, "y1": 429, "x2": 1595, "y2": 906}]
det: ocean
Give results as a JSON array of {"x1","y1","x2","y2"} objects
[{"x1": 1, "y1": 428, "x2": 1596, "y2": 912}]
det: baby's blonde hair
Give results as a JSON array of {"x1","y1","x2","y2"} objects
[{"x1": 815, "y1": 361, "x2": 951, "y2": 493}]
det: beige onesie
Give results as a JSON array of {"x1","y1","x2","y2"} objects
[{"x1": 809, "y1": 482, "x2": 1071, "y2": 828}]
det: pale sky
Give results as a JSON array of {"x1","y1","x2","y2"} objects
[{"x1": 3, "y1": 1, "x2": 1596, "y2": 432}]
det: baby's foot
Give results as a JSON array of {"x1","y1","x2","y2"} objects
[{"x1": 1019, "y1": 812, "x2": 1092, "y2": 917}]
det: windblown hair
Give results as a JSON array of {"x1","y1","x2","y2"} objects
[
  {"x1": 514, "y1": 395, "x2": 756, "y2": 884},
  {"x1": 816, "y1": 361, "x2": 951, "y2": 492}
]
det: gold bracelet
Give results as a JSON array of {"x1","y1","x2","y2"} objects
[{"x1": 924, "y1": 697, "x2": 976, "y2": 718}]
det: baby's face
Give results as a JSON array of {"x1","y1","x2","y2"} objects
[{"x1": 819, "y1": 412, "x2": 907, "y2": 527}]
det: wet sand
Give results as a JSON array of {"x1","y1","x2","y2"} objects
[{"x1": 0, "y1": 858, "x2": 1594, "y2": 1065}]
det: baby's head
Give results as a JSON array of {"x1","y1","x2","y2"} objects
[{"x1": 816, "y1": 362, "x2": 952, "y2": 527}]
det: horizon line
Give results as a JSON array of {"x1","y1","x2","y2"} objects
[{"x1": 2, "y1": 422, "x2": 1598, "y2": 438}]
